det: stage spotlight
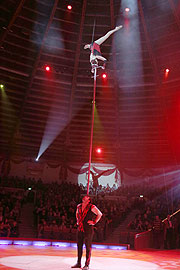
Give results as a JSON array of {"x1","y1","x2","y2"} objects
[
  {"x1": 67, "y1": 5, "x2": 72, "y2": 10},
  {"x1": 96, "y1": 148, "x2": 102, "y2": 154},
  {"x1": 165, "y1": 68, "x2": 170, "y2": 78},
  {"x1": 45, "y1": 65, "x2": 50, "y2": 72},
  {"x1": 35, "y1": 157, "x2": 39, "y2": 162},
  {"x1": 125, "y1": 7, "x2": 130, "y2": 12},
  {"x1": 102, "y1": 73, "x2": 107, "y2": 79},
  {"x1": 0, "y1": 84, "x2": 4, "y2": 89}
]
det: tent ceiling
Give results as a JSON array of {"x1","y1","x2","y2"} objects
[{"x1": 0, "y1": 0, "x2": 180, "y2": 168}]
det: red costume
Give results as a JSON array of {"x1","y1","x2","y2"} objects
[{"x1": 90, "y1": 42, "x2": 101, "y2": 56}]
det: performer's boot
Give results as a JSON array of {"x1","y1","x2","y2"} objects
[
  {"x1": 71, "y1": 262, "x2": 81, "y2": 268},
  {"x1": 82, "y1": 265, "x2": 89, "y2": 270}
]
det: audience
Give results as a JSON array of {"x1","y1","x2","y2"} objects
[
  {"x1": 0, "y1": 174, "x2": 179, "y2": 249},
  {"x1": 0, "y1": 188, "x2": 24, "y2": 237}
]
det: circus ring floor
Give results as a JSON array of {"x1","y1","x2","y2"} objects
[{"x1": 0, "y1": 243, "x2": 180, "y2": 270}]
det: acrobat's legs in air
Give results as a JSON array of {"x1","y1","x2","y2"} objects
[
  {"x1": 94, "y1": 25, "x2": 123, "y2": 46},
  {"x1": 84, "y1": 25, "x2": 123, "y2": 73}
]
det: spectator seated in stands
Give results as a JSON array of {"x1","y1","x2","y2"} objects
[
  {"x1": 10, "y1": 220, "x2": 19, "y2": 237},
  {"x1": 0, "y1": 188, "x2": 23, "y2": 238}
]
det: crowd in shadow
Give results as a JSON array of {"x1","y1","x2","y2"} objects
[
  {"x1": 0, "y1": 175, "x2": 180, "y2": 248},
  {"x1": 126, "y1": 181, "x2": 180, "y2": 249},
  {"x1": 34, "y1": 182, "x2": 132, "y2": 242},
  {"x1": 0, "y1": 187, "x2": 23, "y2": 237}
]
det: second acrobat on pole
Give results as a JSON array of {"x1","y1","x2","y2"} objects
[{"x1": 87, "y1": 67, "x2": 97, "y2": 195}]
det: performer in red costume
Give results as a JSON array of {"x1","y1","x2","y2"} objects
[
  {"x1": 71, "y1": 195, "x2": 102, "y2": 270},
  {"x1": 84, "y1": 25, "x2": 123, "y2": 72}
]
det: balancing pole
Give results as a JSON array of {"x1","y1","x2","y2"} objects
[
  {"x1": 91, "y1": 19, "x2": 96, "y2": 44},
  {"x1": 87, "y1": 67, "x2": 97, "y2": 195}
]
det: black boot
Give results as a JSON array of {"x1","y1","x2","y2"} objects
[
  {"x1": 82, "y1": 265, "x2": 89, "y2": 270},
  {"x1": 71, "y1": 262, "x2": 81, "y2": 268}
]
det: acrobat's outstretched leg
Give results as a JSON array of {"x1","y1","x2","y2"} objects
[
  {"x1": 94, "y1": 25, "x2": 123, "y2": 46},
  {"x1": 88, "y1": 25, "x2": 123, "y2": 73},
  {"x1": 91, "y1": 25, "x2": 123, "y2": 71}
]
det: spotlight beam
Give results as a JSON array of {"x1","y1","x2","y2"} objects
[
  {"x1": 7, "y1": 0, "x2": 59, "y2": 157},
  {"x1": 37, "y1": 1, "x2": 88, "y2": 161},
  {"x1": 168, "y1": 0, "x2": 180, "y2": 30},
  {"x1": 116, "y1": 0, "x2": 144, "y2": 86}
]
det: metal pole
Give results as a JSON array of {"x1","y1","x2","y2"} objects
[{"x1": 87, "y1": 67, "x2": 97, "y2": 195}]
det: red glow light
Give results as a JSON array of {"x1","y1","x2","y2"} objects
[
  {"x1": 125, "y1": 7, "x2": 130, "y2": 12},
  {"x1": 96, "y1": 148, "x2": 102, "y2": 154},
  {"x1": 165, "y1": 68, "x2": 170, "y2": 79},
  {"x1": 45, "y1": 66, "x2": 50, "y2": 71},
  {"x1": 67, "y1": 5, "x2": 72, "y2": 10},
  {"x1": 102, "y1": 73, "x2": 107, "y2": 79}
]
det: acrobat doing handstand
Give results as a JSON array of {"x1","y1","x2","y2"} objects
[{"x1": 84, "y1": 25, "x2": 123, "y2": 73}]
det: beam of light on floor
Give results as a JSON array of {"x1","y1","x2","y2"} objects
[{"x1": 0, "y1": 255, "x2": 159, "y2": 270}]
